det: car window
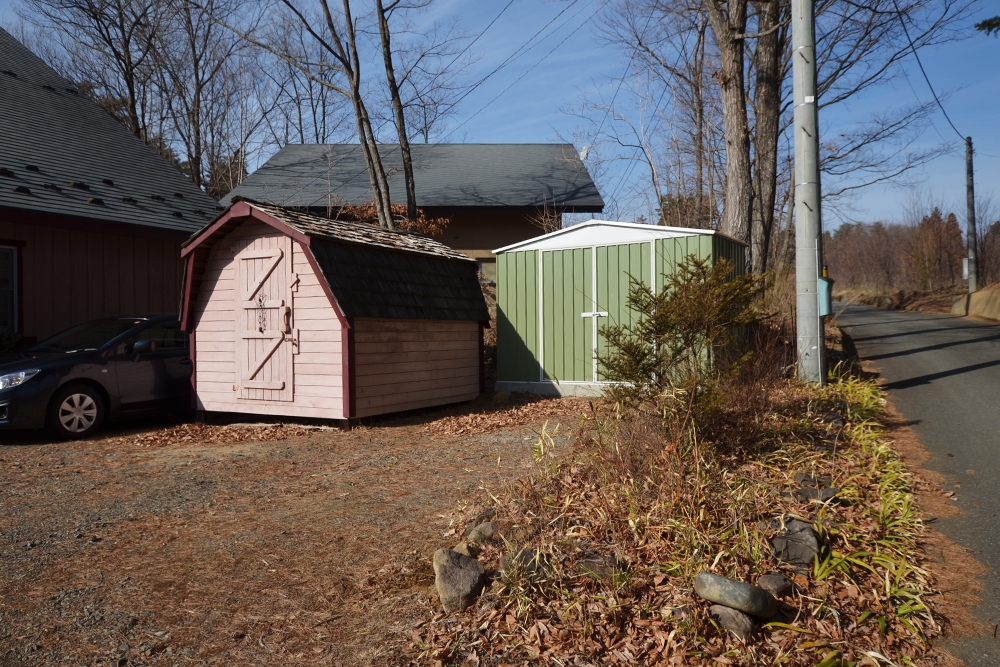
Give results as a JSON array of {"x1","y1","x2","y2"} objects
[
  {"x1": 32, "y1": 318, "x2": 145, "y2": 352},
  {"x1": 138, "y1": 322, "x2": 187, "y2": 350}
]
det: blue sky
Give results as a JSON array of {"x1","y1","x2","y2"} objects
[{"x1": 2, "y1": 0, "x2": 997, "y2": 227}]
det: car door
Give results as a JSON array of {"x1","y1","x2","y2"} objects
[{"x1": 114, "y1": 320, "x2": 191, "y2": 409}]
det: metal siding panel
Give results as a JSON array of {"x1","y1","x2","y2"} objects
[
  {"x1": 525, "y1": 250, "x2": 539, "y2": 381},
  {"x1": 582, "y1": 247, "x2": 593, "y2": 381},
  {"x1": 496, "y1": 253, "x2": 512, "y2": 381},
  {"x1": 542, "y1": 251, "x2": 555, "y2": 380}
]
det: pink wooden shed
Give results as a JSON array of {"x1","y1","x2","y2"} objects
[{"x1": 179, "y1": 200, "x2": 489, "y2": 421}]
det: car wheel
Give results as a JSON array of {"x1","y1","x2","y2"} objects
[{"x1": 48, "y1": 384, "x2": 105, "y2": 439}]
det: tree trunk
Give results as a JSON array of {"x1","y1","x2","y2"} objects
[
  {"x1": 336, "y1": 0, "x2": 395, "y2": 230},
  {"x1": 705, "y1": 0, "x2": 752, "y2": 253},
  {"x1": 750, "y1": 0, "x2": 784, "y2": 273},
  {"x1": 375, "y1": 0, "x2": 417, "y2": 223}
]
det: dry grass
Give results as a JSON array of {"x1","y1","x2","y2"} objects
[
  {"x1": 0, "y1": 405, "x2": 586, "y2": 666},
  {"x1": 411, "y1": 373, "x2": 946, "y2": 666}
]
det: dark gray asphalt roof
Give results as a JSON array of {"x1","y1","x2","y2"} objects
[
  {"x1": 0, "y1": 28, "x2": 218, "y2": 233},
  {"x1": 311, "y1": 239, "x2": 489, "y2": 321},
  {"x1": 221, "y1": 143, "x2": 605, "y2": 212}
]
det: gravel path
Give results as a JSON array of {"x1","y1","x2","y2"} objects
[{"x1": 0, "y1": 411, "x2": 580, "y2": 666}]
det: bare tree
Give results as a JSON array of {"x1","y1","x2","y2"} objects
[
  {"x1": 596, "y1": 0, "x2": 973, "y2": 274},
  {"x1": 374, "y1": 0, "x2": 416, "y2": 222},
  {"x1": 19, "y1": 0, "x2": 166, "y2": 141}
]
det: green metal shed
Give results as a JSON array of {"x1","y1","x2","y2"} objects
[{"x1": 494, "y1": 220, "x2": 747, "y2": 396}]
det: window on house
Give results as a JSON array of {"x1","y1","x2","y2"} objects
[{"x1": 0, "y1": 246, "x2": 15, "y2": 334}]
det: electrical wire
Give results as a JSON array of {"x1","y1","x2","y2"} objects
[
  {"x1": 890, "y1": 0, "x2": 964, "y2": 141},
  {"x1": 594, "y1": 7, "x2": 657, "y2": 140},
  {"x1": 296, "y1": 1, "x2": 595, "y2": 204},
  {"x1": 441, "y1": 0, "x2": 602, "y2": 139}
]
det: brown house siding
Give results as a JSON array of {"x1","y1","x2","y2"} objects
[
  {"x1": 425, "y1": 208, "x2": 550, "y2": 261},
  {"x1": 0, "y1": 206, "x2": 188, "y2": 342}
]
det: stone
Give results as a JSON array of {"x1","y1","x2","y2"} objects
[
  {"x1": 500, "y1": 548, "x2": 552, "y2": 583},
  {"x1": 771, "y1": 519, "x2": 821, "y2": 568},
  {"x1": 793, "y1": 486, "x2": 839, "y2": 503},
  {"x1": 821, "y1": 411, "x2": 845, "y2": 429},
  {"x1": 464, "y1": 522, "x2": 497, "y2": 545},
  {"x1": 453, "y1": 541, "x2": 479, "y2": 558},
  {"x1": 793, "y1": 473, "x2": 832, "y2": 488},
  {"x1": 757, "y1": 573, "x2": 794, "y2": 598},
  {"x1": 708, "y1": 605, "x2": 758, "y2": 640},
  {"x1": 433, "y1": 549, "x2": 486, "y2": 613},
  {"x1": 466, "y1": 509, "x2": 497, "y2": 530},
  {"x1": 578, "y1": 553, "x2": 625, "y2": 580},
  {"x1": 693, "y1": 573, "x2": 777, "y2": 617}
]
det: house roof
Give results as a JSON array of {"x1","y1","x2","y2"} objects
[
  {"x1": 181, "y1": 200, "x2": 488, "y2": 325},
  {"x1": 0, "y1": 28, "x2": 218, "y2": 233},
  {"x1": 494, "y1": 219, "x2": 746, "y2": 254},
  {"x1": 214, "y1": 199, "x2": 475, "y2": 263},
  {"x1": 221, "y1": 143, "x2": 605, "y2": 212}
]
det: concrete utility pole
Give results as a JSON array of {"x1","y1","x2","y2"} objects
[
  {"x1": 792, "y1": 0, "x2": 824, "y2": 384},
  {"x1": 966, "y1": 136, "x2": 978, "y2": 293}
]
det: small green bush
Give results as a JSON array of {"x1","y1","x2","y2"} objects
[{"x1": 597, "y1": 255, "x2": 766, "y2": 413}]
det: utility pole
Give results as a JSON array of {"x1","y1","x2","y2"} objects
[
  {"x1": 792, "y1": 0, "x2": 824, "y2": 384},
  {"x1": 966, "y1": 137, "x2": 978, "y2": 293}
]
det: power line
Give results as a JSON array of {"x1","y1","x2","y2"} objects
[
  {"x1": 890, "y1": 0, "x2": 964, "y2": 141},
  {"x1": 442, "y1": 0, "x2": 601, "y2": 139},
  {"x1": 595, "y1": 7, "x2": 656, "y2": 140},
  {"x1": 443, "y1": 0, "x2": 585, "y2": 114},
  {"x1": 439, "y1": 0, "x2": 516, "y2": 74}
]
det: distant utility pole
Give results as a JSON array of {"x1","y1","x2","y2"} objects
[
  {"x1": 966, "y1": 137, "x2": 978, "y2": 293},
  {"x1": 792, "y1": 0, "x2": 824, "y2": 384}
]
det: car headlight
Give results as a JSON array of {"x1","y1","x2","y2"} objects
[{"x1": 0, "y1": 369, "x2": 40, "y2": 390}]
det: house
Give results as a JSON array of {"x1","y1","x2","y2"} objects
[
  {"x1": 493, "y1": 220, "x2": 747, "y2": 396},
  {"x1": 180, "y1": 199, "x2": 489, "y2": 420},
  {"x1": 220, "y1": 143, "x2": 605, "y2": 281},
  {"x1": 0, "y1": 28, "x2": 219, "y2": 344}
]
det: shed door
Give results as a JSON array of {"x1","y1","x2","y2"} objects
[
  {"x1": 234, "y1": 236, "x2": 296, "y2": 402},
  {"x1": 541, "y1": 248, "x2": 593, "y2": 383},
  {"x1": 594, "y1": 242, "x2": 652, "y2": 381}
]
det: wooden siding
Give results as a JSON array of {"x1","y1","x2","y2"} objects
[
  {"x1": 192, "y1": 221, "x2": 345, "y2": 419},
  {"x1": 0, "y1": 208, "x2": 186, "y2": 341},
  {"x1": 352, "y1": 318, "x2": 480, "y2": 418}
]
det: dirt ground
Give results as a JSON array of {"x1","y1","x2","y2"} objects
[
  {"x1": 834, "y1": 286, "x2": 965, "y2": 314},
  {"x1": 0, "y1": 395, "x2": 587, "y2": 666}
]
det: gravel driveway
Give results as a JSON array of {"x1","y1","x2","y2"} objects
[{"x1": 0, "y1": 403, "x2": 581, "y2": 666}]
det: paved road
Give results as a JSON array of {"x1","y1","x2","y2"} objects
[{"x1": 836, "y1": 304, "x2": 1000, "y2": 664}]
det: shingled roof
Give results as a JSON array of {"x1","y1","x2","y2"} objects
[
  {"x1": 0, "y1": 28, "x2": 218, "y2": 233},
  {"x1": 221, "y1": 143, "x2": 605, "y2": 212},
  {"x1": 182, "y1": 200, "x2": 488, "y2": 324}
]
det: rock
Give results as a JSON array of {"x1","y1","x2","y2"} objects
[
  {"x1": 793, "y1": 473, "x2": 832, "y2": 488},
  {"x1": 708, "y1": 604, "x2": 758, "y2": 640},
  {"x1": 578, "y1": 553, "x2": 625, "y2": 580},
  {"x1": 464, "y1": 522, "x2": 497, "y2": 545},
  {"x1": 821, "y1": 411, "x2": 845, "y2": 429},
  {"x1": 771, "y1": 519, "x2": 821, "y2": 568},
  {"x1": 793, "y1": 486, "x2": 839, "y2": 503},
  {"x1": 465, "y1": 509, "x2": 497, "y2": 531},
  {"x1": 500, "y1": 548, "x2": 552, "y2": 583},
  {"x1": 433, "y1": 549, "x2": 486, "y2": 613},
  {"x1": 757, "y1": 573, "x2": 794, "y2": 598},
  {"x1": 453, "y1": 541, "x2": 480, "y2": 558},
  {"x1": 693, "y1": 573, "x2": 777, "y2": 617}
]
